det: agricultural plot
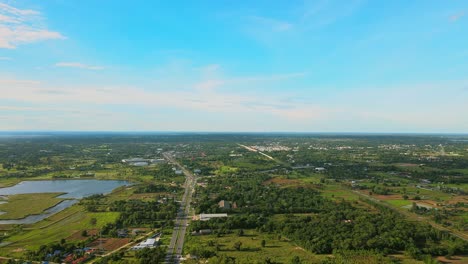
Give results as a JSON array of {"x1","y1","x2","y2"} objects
[{"x1": 0, "y1": 193, "x2": 65, "y2": 220}]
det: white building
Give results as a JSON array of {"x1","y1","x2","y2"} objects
[
  {"x1": 199, "y1": 213, "x2": 228, "y2": 221},
  {"x1": 132, "y1": 238, "x2": 159, "y2": 250}
]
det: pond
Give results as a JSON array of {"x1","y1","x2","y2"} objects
[{"x1": 0, "y1": 180, "x2": 130, "y2": 224}]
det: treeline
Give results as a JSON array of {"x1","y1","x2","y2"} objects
[
  {"x1": 134, "y1": 183, "x2": 179, "y2": 194},
  {"x1": 196, "y1": 173, "x2": 329, "y2": 215},
  {"x1": 193, "y1": 172, "x2": 468, "y2": 260},
  {"x1": 110, "y1": 199, "x2": 178, "y2": 228},
  {"x1": 94, "y1": 247, "x2": 166, "y2": 264}
]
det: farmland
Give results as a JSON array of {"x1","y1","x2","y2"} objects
[
  {"x1": 0, "y1": 193, "x2": 65, "y2": 220},
  {"x1": 0, "y1": 133, "x2": 467, "y2": 263}
]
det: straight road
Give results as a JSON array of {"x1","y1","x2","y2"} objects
[{"x1": 164, "y1": 152, "x2": 197, "y2": 264}]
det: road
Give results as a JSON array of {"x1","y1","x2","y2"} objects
[{"x1": 164, "y1": 152, "x2": 197, "y2": 264}]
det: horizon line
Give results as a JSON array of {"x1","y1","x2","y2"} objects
[{"x1": 1, "y1": 130, "x2": 468, "y2": 136}]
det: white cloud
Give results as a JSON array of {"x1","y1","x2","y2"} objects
[
  {"x1": 0, "y1": 56, "x2": 11, "y2": 60},
  {"x1": 2, "y1": 64, "x2": 466, "y2": 132},
  {"x1": 55, "y1": 62, "x2": 104, "y2": 70},
  {"x1": 0, "y1": 2, "x2": 64, "y2": 49}
]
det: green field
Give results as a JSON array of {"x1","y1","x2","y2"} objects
[
  {"x1": 0, "y1": 193, "x2": 65, "y2": 220},
  {"x1": 320, "y1": 184, "x2": 360, "y2": 201},
  {"x1": 386, "y1": 199, "x2": 412, "y2": 208},
  {"x1": 184, "y1": 229, "x2": 326, "y2": 263},
  {"x1": 0, "y1": 205, "x2": 119, "y2": 257}
]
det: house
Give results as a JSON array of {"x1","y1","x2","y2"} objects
[
  {"x1": 175, "y1": 170, "x2": 183, "y2": 175},
  {"x1": 421, "y1": 179, "x2": 431, "y2": 184},
  {"x1": 199, "y1": 213, "x2": 228, "y2": 221},
  {"x1": 194, "y1": 169, "x2": 202, "y2": 174},
  {"x1": 117, "y1": 229, "x2": 128, "y2": 238},
  {"x1": 218, "y1": 200, "x2": 231, "y2": 209},
  {"x1": 150, "y1": 158, "x2": 166, "y2": 164}
]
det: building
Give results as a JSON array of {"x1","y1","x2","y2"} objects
[
  {"x1": 315, "y1": 167, "x2": 326, "y2": 172},
  {"x1": 132, "y1": 162, "x2": 149, "y2": 167},
  {"x1": 175, "y1": 170, "x2": 183, "y2": 175},
  {"x1": 150, "y1": 158, "x2": 166, "y2": 164},
  {"x1": 131, "y1": 238, "x2": 159, "y2": 250},
  {"x1": 122, "y1": 158, "x2": 147, "y2": 163},
  {"x1": 218, "y1": 200, "x2": 231, "y2": 209},
  {"x1": 199, "y1": 213, "x2": 228, "y2": 221},
  {"x1": 191, "y1": 229, "x2": 212, "y2": 236}
]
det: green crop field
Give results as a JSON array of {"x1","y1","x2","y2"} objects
[
  {"x1": 0, "y1": 193, "x2": 65, "y2": 220},
  {"x1": 0, "y1": 205, "x2": 119, "y2": 257}
]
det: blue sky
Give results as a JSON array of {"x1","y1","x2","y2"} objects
[{"x1": 0, "y1": 0, "x2": 467, "y2": 132}]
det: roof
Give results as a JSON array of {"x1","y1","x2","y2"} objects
[
  {"x1": 141, "y1": 238, "x2": 156, "y2": 245},
  {"x1": 199, "y1": 213, "x2": 228, "y2": 220}
]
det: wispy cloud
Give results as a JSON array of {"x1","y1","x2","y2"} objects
[
  {"x1": 0, "y1": 56, "x2": 11, "y2": 60},
  {"x1": 0, "y1": 2, "x2": 64, "y2": 49},
  {"x1": 55, "y1": 62, "x2": 104, "y2": 70},
  {"x1": 0, "y1": 67, "x2": 320, "y2": 126},
  {"x1": 450, "y1": 11, "x2": 465, "y2": 22},
  {"x1": 1, "y1": 75, "x2": 468, "y2": 132}
]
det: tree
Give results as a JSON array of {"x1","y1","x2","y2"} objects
[
  {"x1": 81, "y1": 230, "x2": 88, "y2": 237},
  {"x1": 291, "y1": 256, "x2": 302, "y2": 264},
  {"x1": 403, "y1": 195, "x2": 409, "y2": 200},
  {"x1": 233, "y1": 241, "x2": 242, "y2": 251},
  {"x1": 261, "y1": 239, "x2": 266, "y2": 248},
  {"x1": 237, "y1": 229, "x2": 244, "y2": 236},
  {"x1": 90, "y1": 217, "x2": 97, "y2": 226}
]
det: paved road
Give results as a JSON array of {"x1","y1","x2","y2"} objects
[{"x1": 164, "y1": 152, "x2": 197, "y2": 264}]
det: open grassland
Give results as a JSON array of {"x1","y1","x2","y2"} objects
[
  {"x1": 185, "y1": 229, "x2": 326, "y2": 263},
  {"x1": 386, "y1": 199, "x2": 413, "y2": 208},
  {"x1": 0, "y1": 177, "x2": 22, "y2": 188},
  {"x1": 0, "y1": 193, "x2": 65, "y2": 220},
  {"x1": 320, "y1": 184, "x2": 360, "y2": 201}
]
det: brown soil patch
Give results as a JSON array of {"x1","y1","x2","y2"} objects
[
  {"x1": 87, "y1": 238, "x2": 130, "y2": 251},
  {"x1": 437, "y1": 255, "x2": 468, "y2": 263},
  {"x1": 263, "y1": 177, "x2": 301, "y2": 186},
  {"x1": 294, "y1": 246, "x2": 306, "y2": 251},
  {"x1": 373, "y1": 194, "x2": 402, "y2": 200},
  {"x1": 445, "y1": 196, "x2": 468, "y2": 205},
  {"x1": 67, "y1": 229, "x2": 99, "y2": 241},
  {"x1": 394, "y1": 163, "x2": 420, "y2": 167}
]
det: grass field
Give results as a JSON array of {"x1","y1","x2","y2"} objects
[
  {"x1": 0, "y1": 205, "x2": 119, "y2": 257},
  {"x1": 386, "y1": 199, "x2": 412, "y2": 208},
  {"x1": 320, "y1": 184, "x2": 360, "y2": 201},
  {"x1": 0, "y1": 193, "x2": 65, "y2": 220},
  {"x1": 184, "y1": 229, "x2": 326, "y2": 263}
]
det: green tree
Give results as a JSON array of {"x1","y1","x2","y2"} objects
[
  {"x1": 291, "y1": 256, "x2": 302, "y2": 264},
  {"x1": 233, "y1": 241, "x2": 242, "y2": 251}
]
